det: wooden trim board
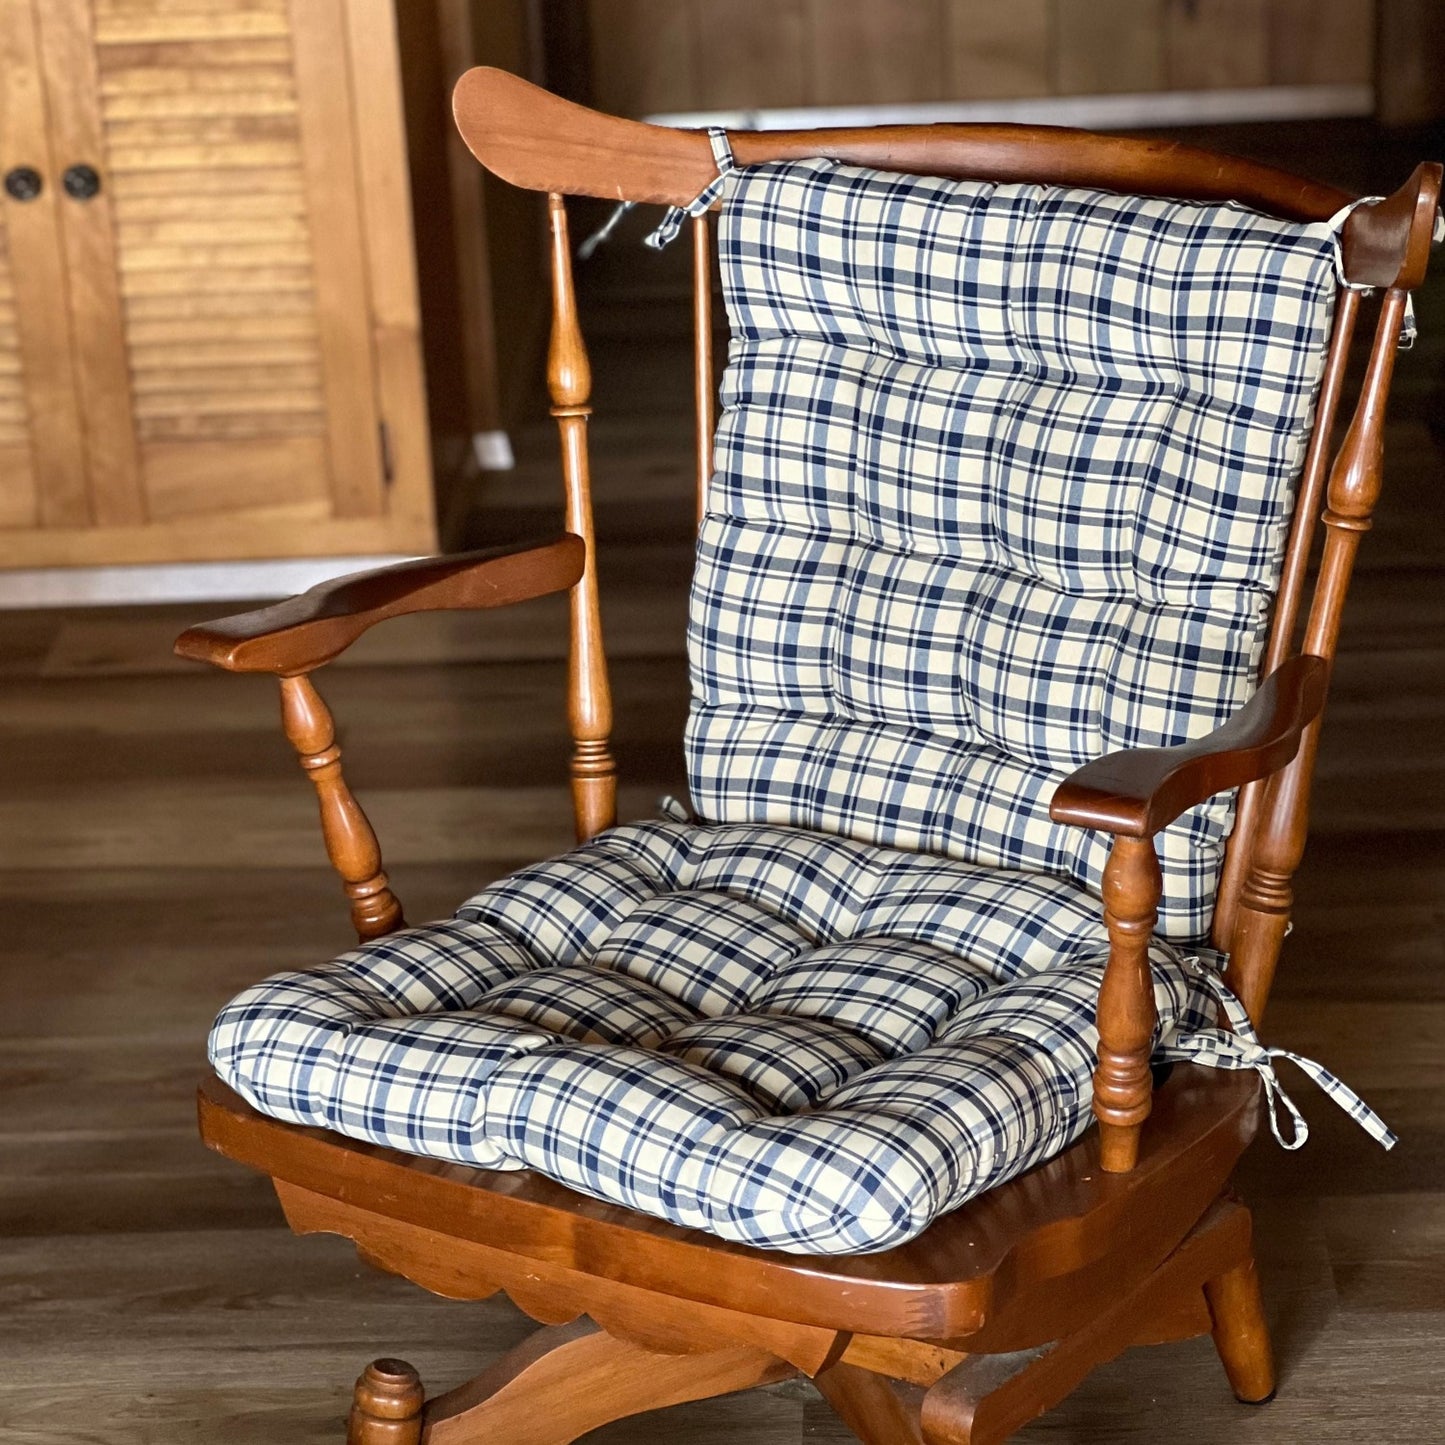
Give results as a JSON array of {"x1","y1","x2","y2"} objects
[
  {"x1": 643, "y1": 83, "x2": 1375, "y2": 133},
  {"x1": 0, "y1": 553, "x2": 421, "y2": 607}
]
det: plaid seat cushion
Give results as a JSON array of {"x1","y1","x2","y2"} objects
[
  {"x1": 212, "y1": 820, "x2": 1214, "y2": 1255},
  {"x1": 690, "y1": 159, "x2": 1339, "y2": 940}
]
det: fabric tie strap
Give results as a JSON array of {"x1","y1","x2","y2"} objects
[
  {"x1": 657, "y1": 793, "x2": 695, "y2": 823},
  {"x1": 1162, "y1": 954, "x2": 1396, "y2": 1152},
  {"x1": 577, "y1": 199, "x2": 635, "y2": 261},
  {"x1": 644, "y1": 127, "x2": 736, "y2": 251}
]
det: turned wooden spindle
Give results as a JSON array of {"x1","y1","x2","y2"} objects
[
  {"x1": 1213, "y1": 289, "x2": 1360, "y2": 952},
  {"x1": 1227, "y1": 288, "x2": 1409, "y2": 1023},
  {"x1": 547, "y1": 192, "x2": 616, "y2": 842},
  {"x1": 279, "y1": 673, "x2": 405, "y2": 942},
  {"x1": 347, "y1": 1358, "x2": 424, "y2": 1445},
  {"x1": 1094, "y1": 835, "x2": 1162, "y2": 1173}
]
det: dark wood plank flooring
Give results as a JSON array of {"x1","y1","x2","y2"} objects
[{"x1": 3, "y1": 119, "x2": 1444, "y2": 1442}]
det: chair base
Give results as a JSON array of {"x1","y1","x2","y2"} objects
[
  {"x1": 198, "y1": 1070, "x2": 1271, "y2": 1443},
  {"x1": 341, "y1": 1197, "x2": 1270, "y2": 1445},
  {"x1": 345, "y1": 1321, "x2": 795, "y2": 1445},
  {"x1": 199, "y1": 1066, "x2": 1260, "y2": 1347}
]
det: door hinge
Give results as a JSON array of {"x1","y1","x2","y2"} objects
[{"x1": 378, "y1": 420, "x2": 396, "y2": 486}]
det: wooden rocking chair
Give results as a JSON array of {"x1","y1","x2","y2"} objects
[{"x1": 179, "y1": 69, "x2": 1440, "y2": 1445}]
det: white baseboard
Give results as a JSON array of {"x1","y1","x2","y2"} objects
[
  {"x1": 473, "y1": 430, "x2": 516, "y2": 471},
  {"x1": 0, "y1": 555, "x2": 419, "y2": 609},
  {"x1": 646, "y1": 84, "x2": 1374, "y2": 134}
]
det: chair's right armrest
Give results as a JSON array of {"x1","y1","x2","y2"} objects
[
  {"x1": 1047, "y1": 652, "x2": 1328, "y2": 1176},
  {"x1": 175, "y1": 533, "x2": 585, "y2": 675},
  {"x1": 1049, "y1": 654, "x2": 1329, "y2": 839}
]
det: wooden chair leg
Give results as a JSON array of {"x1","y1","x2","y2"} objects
[
  {"x1": 348, "y1": 1359, "x2": 424, "y2": 1445},
  {"x1": 919, "y1": 1197, "x2": 1256, "y2": 1445},
  {"x1": 815, "y1": 1361, "x2": 927, "y2": 1445},
  {"x1": 413, "y1": 1318, "x2": 793, "y2": 1445},
  {"x1": 1203, "y1": 1256, "x2": 1277, "y2": 1405}
]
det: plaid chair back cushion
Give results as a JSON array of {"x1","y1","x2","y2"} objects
[{"x1": 687, "y1": 160, "x2": 1340, "y2": 939}]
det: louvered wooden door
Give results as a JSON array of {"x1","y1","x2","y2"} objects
[{"x1": 0, "y1": 0, "x2": 435, "y2": 569}]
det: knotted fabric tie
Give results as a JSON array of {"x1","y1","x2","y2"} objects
[
  {"x1": 644, "y1": 127, "x2": 736, "y2": 251},
  {"x1": 577, "y1": 199, "x2": 634, "y2": 261},
  {"x1": 656, "y1": 793, "x2": 695, "y2": 823},
  {"x1": 1162, "y1": 954, "x2": 1396, "y2": 1152}
]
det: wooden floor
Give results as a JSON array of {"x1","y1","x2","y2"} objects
[{"x1": 4, "y1": 120, "x2": 1445, "y2": 1442}]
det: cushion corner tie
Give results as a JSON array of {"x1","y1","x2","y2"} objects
[
  {"x1": 1164, "y1": 954, "x2": 1397, "y2": 1154},
  {"x1": 645, "y1": 126, "x2": 737, "y2": 251}
]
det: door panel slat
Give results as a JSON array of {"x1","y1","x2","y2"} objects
[
  {"x1": 36, "y1": 0, "x2": 145, "y2": 524},
  {"x1": 285, "y1": 0, "x2": 384, "y2": 516},
  {"x1": 0, "y1": 0, "x2": 88, "y2": 527}
]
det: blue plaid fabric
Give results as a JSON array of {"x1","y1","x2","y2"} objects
[
  {"x1": 210, "y1": 159, "x2": 1361, "y2": 1254},
  {"x1": 212, "y1": 820, "x2": 1216, "y2": 1252},
  {"x1": 690, "y1": 159, "x2": 1339, "y2": 941}
]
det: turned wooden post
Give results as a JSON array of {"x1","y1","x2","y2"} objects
[
  {"x1": 1213, "y1": 289, "x2": 1360, "y2": 952},
  {"x1": 279, "y1": 673, "x2": 405, "y2": 942},
  {"x1": 547, "y1": 192, "x2": 617, "y2": 842},
  {"x1": 1227, "y1": 289, "x2": 1408, "y2": 1023},
  {"x1": 348, "y1": 1358, "x2": 424, "y2": 1445},
  {"x1": 1094, "y1": 835, "x2": 1162, "y2": 1173}
]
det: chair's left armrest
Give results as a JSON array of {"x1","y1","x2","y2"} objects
[
  {"x1": 1049, "y1": 654, "x2": 1329, "y2": 839},
  {"x1": 175, "y1": 534, "x2": 585, "y2": 675}
]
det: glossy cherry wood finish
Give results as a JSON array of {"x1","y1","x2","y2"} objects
[
  {"x1": 815, "y1": 1366, "x2": 926, "y2": 1445},
  {"x1": 200, "y1": 1073, "x2": 1264, "y2": 1443},
  {"x1": 200, "y1": 1065, "x2": 1259, "y2": 1349},
  {"x1": 416, "y1": 1319, "x2": 792, "y2": 1445},
  {"x1": 278, "y1": 674, "x2": 405, "y2": 943},
  {"x1": 273, "y1": 1179, "x2": 843, "y2": 1374},
  {"x1": 546, "y1": 193, "x2": 617, "y2": 842},
  {"x1": 1051, "y1": 655, "x2": 1328, "y2": 840},
  {"x1": 454, "y1": 66, "x2": 1437, "y2": 289},
  {"x1": 1228, "y1": 285, "x2": 1422, "y2": 1025},
  {"x1": 1204, "y1": 1253, "x2": 1278, "y2": 1405},
  {"x1": 174, "y1": 535, "x2": 584, "y2": 675},
  {"x1": 452, "y1": 66, "x2": 1352, "y2": 221},
  {"x1": 918, "y1": 1198, "x2": 1261, "y2": 1445},
  {"x1": 1214, "y1": 290, "x2": 1362, "y2": 950},
  {"x1": 1090, "y1": 836, "x2": 1163, "y2": 1172},
  {"x1": 348, "y1": 1359, "x2": 424, "y2": 1445}
]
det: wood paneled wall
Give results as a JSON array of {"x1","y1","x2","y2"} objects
[
  {"x1": 469, "y1": 0, "x2": 548, "y2": 429},
  {"x1": 1376, "y1": 0, "x2": 1445, "y2": 125},
  {"x1": 585, "y1": 0, "x2": 1376, "y2": 116}
]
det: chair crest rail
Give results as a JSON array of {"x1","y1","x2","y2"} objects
[{"x1": 454, "y1": 66, "x2": 1438, "y2": 291}]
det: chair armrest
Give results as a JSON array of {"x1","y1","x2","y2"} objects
[
  {"x1": 174, "y1": 534, "x2": 586, "y2": 674},
  {"x1": 1049, "y1": 654, "x2": 1329, "y2": 838}
]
